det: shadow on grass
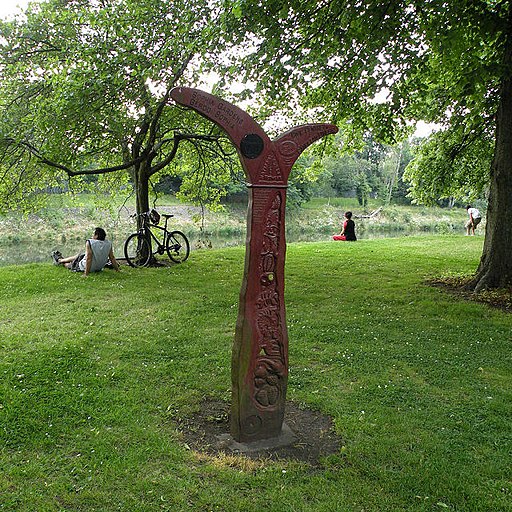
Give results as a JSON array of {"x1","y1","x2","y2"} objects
[
  {"x1": 427, "y1": 276, "x2": 512, "y2": 312},
  {"x1": 176, "y1": 399, "x2": 343, "y2": 468}
]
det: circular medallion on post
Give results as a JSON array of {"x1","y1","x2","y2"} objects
[
  {"x1": 240, "y1": 133, "x2": 264, "y2": 159},
  {"x1": 278, "y1": 140, "x2": 298, "y2": 165}
]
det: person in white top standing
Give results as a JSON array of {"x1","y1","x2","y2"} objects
[
  {"x1": 465, "y1": 205, "x2": 482, "y2": 236},
  {"x1": 52, "y1": 227, "x2": 120, "y2": 277}
]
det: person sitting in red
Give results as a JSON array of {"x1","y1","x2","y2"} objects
[{"x1": 333, "y1": 211, "x2": 357, "y2": 241}]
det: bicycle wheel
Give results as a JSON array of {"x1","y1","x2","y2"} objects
[
  {"x1": 124, "y1": 233, "x2": 151, "y2": 268},
  {"x1": 166, "y1": 230, "x2": 190, "y2": 263}
]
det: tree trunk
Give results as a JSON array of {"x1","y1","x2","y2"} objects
[
  {"x1": 387, "y1": 144, "x2": 402, "y2": 205},
  {"x1": 467, "y1": 24, "x2": 512, "y2": 291},
  {"x1": 134, "y1": 163, "x2": 151, "y2": 219},
  {"x1": 130, "y1": 162, "x2": 155, "y2": 263}
]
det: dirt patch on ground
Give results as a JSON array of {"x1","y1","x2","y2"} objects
[
  {"x1": 427, "y1": 277, "x2": 512, "y2": 313},
  {"x1": 177, "y1": 400, "x2": 342, "y2": 467}
]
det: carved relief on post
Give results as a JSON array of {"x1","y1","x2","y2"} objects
[
  {"x1": 232, "y1": 185, "x2": 288, "y2": 442},
  {"x1": 254, "y1": 192, "x2": 285, "y2": 409}
]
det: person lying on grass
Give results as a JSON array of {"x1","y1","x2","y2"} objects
[{"x1": 52, "y1": 227, "x2": 120, "y2": 277}]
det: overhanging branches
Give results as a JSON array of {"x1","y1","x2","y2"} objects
[{"x1": 0, "y1": 132, "x2": 228, "y2": 179}]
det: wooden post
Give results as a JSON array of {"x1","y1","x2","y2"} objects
[{"x1": 170, "y1": 87, "x2": 337, "y2": 442}]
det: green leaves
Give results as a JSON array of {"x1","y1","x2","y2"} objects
[
  {"x1": 214, "y1": 0, "x2": 510, "y2": 208},
  {"x1": 220, "y1": 1, "x2": 504, "y2": 145},
  {"x1": 0, "y1": 0, "x2": 225, "y2": 213},
  {"x1": 403, "y1": 127, "x2": 492, "y2": 205}
]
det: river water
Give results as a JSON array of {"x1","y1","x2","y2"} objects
[{"x1": 0, "y1": 235, "x2": 239, "y2": 267}]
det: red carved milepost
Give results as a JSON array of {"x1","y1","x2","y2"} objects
[{"x1": 170, "y1": 87, "x2": 338, "y2": 443}]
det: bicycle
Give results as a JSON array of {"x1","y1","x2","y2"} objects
[{"x1": 124, "y1": 209, "x2": 190, "y2": 268}]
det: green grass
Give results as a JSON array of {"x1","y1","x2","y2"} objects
[
  {"x1": 302, "y1": 196, "x2": 367, "y2": 210},
  {"x1": 1, "y1": 236, "x2": 511, "y2": 511},
  {"x1": 42, "y1": 192, "x2": 188, "y2": 209}
]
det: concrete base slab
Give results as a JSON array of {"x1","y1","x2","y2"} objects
[{"x1": 215, "y1": 423, "x2": 297, "y2": 453}]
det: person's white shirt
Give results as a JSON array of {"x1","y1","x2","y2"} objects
[
  {"x1": 78, "y1": 239, "x2": 112, "y2": 272},
  {"x1": 468, "y1": 207, "x2": 481, "y2": 219}
]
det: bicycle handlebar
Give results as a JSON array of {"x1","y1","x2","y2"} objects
[
  {"x1": 129, "y1": 211, "x2": 151, "y2": 219},
  {"x1": 130, "y1": 211, "x2": 174, "y2": 219}
]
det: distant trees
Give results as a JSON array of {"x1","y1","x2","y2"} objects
[{"x1": 306, "y1": 135, "x2": 415, "y2": 207}]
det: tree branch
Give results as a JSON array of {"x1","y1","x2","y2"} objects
[
  {"x1": 149, "y1": 133, "x2": 222, "y2": 175},
  {"x1": 148, "y1": 53, "x2": 195, "y2": 145},
  {"x1": 1, "y1": 137, "x2": 149, "y2": 176}
]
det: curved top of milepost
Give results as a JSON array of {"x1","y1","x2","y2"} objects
[
  {"x1": 170, "y1": 87, "x2": 338, "y2": 186},
  {"x1": 170, "y1": 86, "x2": 271, "y2": 150}
]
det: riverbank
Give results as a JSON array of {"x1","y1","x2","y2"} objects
[{"x1": 0, "y1": 196, "x2": 480, "y2": 266}]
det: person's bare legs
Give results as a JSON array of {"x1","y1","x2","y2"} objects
[{"x1": 56, "y1": 254, "x2": 80, "y2": 268}]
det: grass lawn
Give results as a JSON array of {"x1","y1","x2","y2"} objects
[{"x1": 0, "y1": 235, "x2": 510, "y2": 511}]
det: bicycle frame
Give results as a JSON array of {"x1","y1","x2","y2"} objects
[
  {"x1": 125, "y1": 210, "x2": 190, "y2": 267},
  {"x1": 139, "y1": 216, "x2": 171, "y2": 255}
]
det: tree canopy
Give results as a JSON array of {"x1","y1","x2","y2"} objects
[
  {"x1": 218, "y1": 1, "x2": 506, "y2": 199},
  {"x1": 222, "y1": 1, "x2": 502, "y2": 134},
  {"x1": 219, "y1": 0, "x2": 512, "y2": 290},
  {"x1": 403, "y1": 127, "x2": 493, "y2": 205},
  {"x1": 0, "y1": 0, "x2": 231, "y2": 214}
]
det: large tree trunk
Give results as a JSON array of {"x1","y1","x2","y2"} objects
[
  {"x1": 130, "y1": 162, "x2": 155, "y2": 263},
  {"x1": 134, "y1": 163, "x2": 151, "y2": 219},
  {"x1": 467, "y1": 25, "x2": 512, "y2": 292}
]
